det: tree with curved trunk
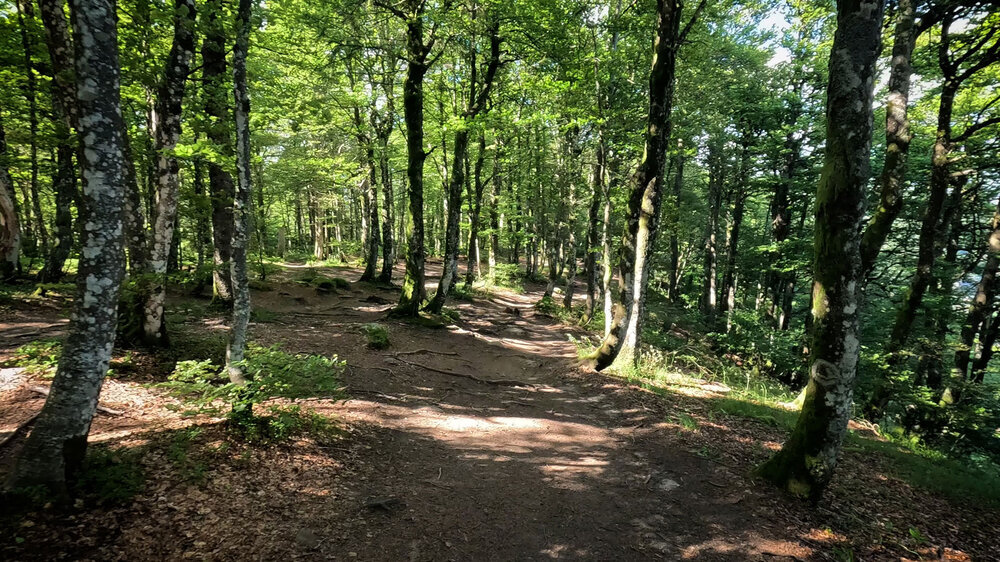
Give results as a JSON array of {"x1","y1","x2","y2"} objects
[
  {"x1": 227, "y1": 0, "x2": 253, "y2": 385},
  {"x1": 758, "y1": 0, "x2": 884, "y2": 502},
  {"x1": 0, "y1": 114, "x2": 19, "y2": 280},
  {"x1": 591, "y1": 0, "x2": 706, "y2": 371},
  {"x1": 5, "y1": 0, "x2": 127, "y2": 495},
  {"x1": 142, "y1": 0, "x2": 197, "y2": 346}
]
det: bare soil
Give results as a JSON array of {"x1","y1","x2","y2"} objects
[{"x1": 1, "y1": 262, "x2": 997, "y2": 561}]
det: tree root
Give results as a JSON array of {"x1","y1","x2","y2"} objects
[{"x1": 395, "y1": 357, "x2": 532, "y2": 387}]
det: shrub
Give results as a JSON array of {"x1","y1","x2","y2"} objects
[
  {"x1": 158, "y1": 344, "x2": 345, "y2": 424},
  {"x1": 361, "y1": 323, "x2": 390, "y2": 349}
]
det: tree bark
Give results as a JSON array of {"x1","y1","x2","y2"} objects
[
  {"x1": 5, "y1": 0, "x2": 127, "y2": 494},
  {"x1": 668, "y1": 142, "x2": 684, "y2": 302},
  {"x1": 701, "y1": 137, "x2": 723, "y2": 323},
  {"x1": 226, "y1": 0, "x2": 253, "y2": 385},
  {"x1": 376, "y1": 86, "x2": 396, "y2": 284},
  {"x1": 758, "y1": 0, "x2": 883, "y2": 502},
  {"x1": 859, "y1": 0, "x2": 917, "y2": 275},
  {"x1": 592, "y1": 0, "x2": 702, "y2": 370},
  {"x1": 38, "y1": 0, "x2": 79, "y2": 282},
  {"x1": 721, "y1": 137, "x2": 750, "y2": 325},
  {"x1": 393, "y1": 0, "x2": 434, "y2": 316},
  {"x1": 426, "y1": 18, "x2": 500, "y2": 314},
  {"x1": 0, "y1": 114, "x2": 20, "y2": 280},
  {"x1": 465, "y1": 133, "x2": 487, "y2": 285},
  {"x1": 203, "y1": 0, "x2": 235, "y2": 305},
  {"x1": 143, "y1": 0, "x2": 196, "y2": 345},
  {"x1": 16, "y1": 0, "x2": 48, "y2": 258}
]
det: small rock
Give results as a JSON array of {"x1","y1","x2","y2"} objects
[
  {"x1": 658, "y1": 479, "x2": 680, "y2": 492},
  {"x1": 295, "y1": 528, "x2": 321, "y2": 550}
]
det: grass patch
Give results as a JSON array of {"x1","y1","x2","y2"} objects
[
  {"x1": 361, "y1": 323, "x2": 390, "y2": 350},
  {"x1": 251, "y1": 307, "x2": 280, "y2": 323},
  {"x1": 8, "y1": 340, "x2": 61, "y2": 377}
]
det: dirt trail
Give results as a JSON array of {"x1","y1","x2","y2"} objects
[
  {"x1": 0, "y1": 265, "x2": 817, "y2": 561},
  {"x1": 244, "y1": 265, "x2": 813, "y2": 561}
]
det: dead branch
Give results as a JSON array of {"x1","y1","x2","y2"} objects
[
  {"x1": 28, "y1": 385, "x2": 124, "y2": 415},
  {"x1": 395, "y1": 357, "x2": 532, "y2": 387}
]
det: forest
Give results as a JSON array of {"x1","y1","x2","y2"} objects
[{"x1": 1, "y1": 0, "x2": 1000, "y2": 558}]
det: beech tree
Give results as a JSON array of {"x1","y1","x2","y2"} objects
[
  {"x1": 759, "y1": 0, "x2": 884, "y2": 501},
  {"x1": 6, "y1": 0, "x2": 128, "y2": 493}
]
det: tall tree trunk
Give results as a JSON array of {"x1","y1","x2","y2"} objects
[
  {"x1": 425, "y1": 18, "x2": 500, "y2": 314},
  {"x1": 757, "y1": 0, "x2": 883, "y2": 501},
  {"x1": 203, "y1": 0, "x2": 235, "y2": 305},
  {"x1": 393, "y1": 0, "x2": 433, "y2": 316},
  {"x1": 592, "y1": 0, "x2": 703, "y2": 370},
  {"x1": 16, "y1": 0, "x2": 48, "y2": 258},
  {"x1": 227, "y1": 0, "x2": 253, "y2": 386},
  {"x1": 584, "y1": 138, "x2": 605, "y2": 320},
  {"x1": 971, "y1": 307, "x2": 1000, "y2": 383},
  {"x1": 884, "y1": 16, "x2": 961, "y2": 365},
  {"x1": 954, "y1": 198, "x2": 1000, "y2": 382},
  {"x1": 488, "y1": 144, "x2": 501, "y2": 275},
  {"x1": 376, "y1": 109, "x2": 396, "y2": 283},
  {"x1": 465, "y1": 133, "x2": 487, "y2": 285},
  {"x1": 562, "y1": 131, "x2": 581, "y2": 309},
  {"x1": 38, "y1": 0, "x2": 79, "y2": 282},
  {"x1": 5, "y1": 0, "x2": 127, "y2": 494},
  {"x1": 143, "y1": 0, "x2": 196, "y2": 345},
  {"x1": 701, "y1": 138, "x2": 723, "y2": 323},
  {"x1": 722, "y1": 138, "x2": 750, "y2": 325},
  {"x1": 859, "y1": 0, "x2": 917, "y2": 275},
  {"x1": 668, "y1": 142, "x2": 684, "y2": 301},
  {"x1": 0, "y1": 114, "x2": 20, "y2": 280},
  {"x1": 359, "y1": 150, "x2": 380, "y2": 281}
]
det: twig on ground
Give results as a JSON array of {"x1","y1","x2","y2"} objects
[
  {"x1": 0, "y1": 412, "x2": 40, "y2": 447},
  {"x1": 392, "y1": 349, "x2": 460, "y2": 357}
]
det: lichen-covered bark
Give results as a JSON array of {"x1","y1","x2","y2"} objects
[
  {"x1": 0, "y1": 114, "x2": 20, "y2": 280},
  {"x1": 6, "y1": 0, "x2": 127, "y2": 494},
  {"x1": 227, "y1": 0, "x2": 253, "y2": 385},
  {"x1": 593, "y1": 0, "x2": 693, "y2": 371},
  {"x1": 203, "y1": 0, "x2": 235, "y2": 305},
  {"x1": 143, "y1": 0, "x2": 196, "y2": 345},
  {"x1": 758, "y1": 0, "x2": 883, "y2": 502}
]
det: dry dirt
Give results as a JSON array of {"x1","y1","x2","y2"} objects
[{"x1": 1, "y1": 262, "x2": 997, "y2": 561}]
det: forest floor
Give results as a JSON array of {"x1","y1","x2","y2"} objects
[{"x1": 1, "y1": 262, "x2": 998, "y2": 561}]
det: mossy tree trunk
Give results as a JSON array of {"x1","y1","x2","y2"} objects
[
  {"x1": 758, "y1": 0, "x2": 884, "y2": 502},
  {"x1": 593, "y1": 0, "x2": 705, "y2": 371},
  {"x1": 5, "y1": 0, "x2": 127, "y2": 495}
]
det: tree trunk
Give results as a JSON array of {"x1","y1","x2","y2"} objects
[
  {"x1": 859, "y1": 0, "x2": 917, "y2": 275},
  {"x1": 757, "y1": 0, "x2": 883, "y2": 502},
  {"x1": 592, "y1": 0, "x2": 699, "y2": 370},
  {"x1": 584, "y1": 139, "x2": 605, "y2": 320},
  {"x1": 668, "y1": 142, "x2": 684, "y2": 301},
  {"x1": 701, "y1": 137, "x2": 723, "y2": 323},
  {"x1": 394, "y1": 0, "x2": 433, "y2": 316},
  {"x1": 0, "y1": 114, "x2": 20, "y2": 280},
  {"x1": 17, "y1": 0, "x2": 48, "y2": 258},
  {"x1": 377, "y1": 118, "x2": 395, "y2": 283},
  {"x1": 203, "y1": 0, "x2": 235, "y2": 306},
  {"x1": 465, "y1": 133, "x2": 487, "y2": 285},
  {"x1": 5, "y1": 0, "x2": 127, "y2": 494},
  {"x1": 956, "y1": 202, "x2": 1000, "y2": 381},
  {"x1": 38, "y1": 0, "x2": 79, "y2": 283},
  {"x1": 722, "y1": 138, "x2": 750, "y2": 324},
  {"x1": 488, "y1": 145, "x2": 501, "y2": 275},
  {"x1": 227, "y1": 0, "x2": 253, "y2": 386},
  {"x1": 142, "y1": 0, "x2": 196, "y2": 346}
]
